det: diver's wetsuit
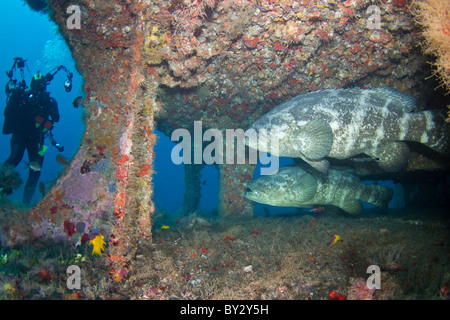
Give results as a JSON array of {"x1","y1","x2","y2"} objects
[{"x1": 3, "y1": 88, "x2": 60, "y2": 204}]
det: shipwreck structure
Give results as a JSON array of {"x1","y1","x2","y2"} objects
[{"x1": 1, "y1": 0, "x2": 448, "y2": 282}]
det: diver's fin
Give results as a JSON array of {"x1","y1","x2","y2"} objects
[
  {"x1": 359, "y1": 185, "x2": 394, "y2": 209},
  {"x1": 373, "y1": 142, "x2": 409, "y2": 172},
  {"x1": 298, "y1": 119, "x2": 333, "y2": 159},
  {"x1": 339, "y1": 200, "x2": 362, "y2": 215},
  {"x1": 291, "y1": 170, "x2": 318, "y2": 202},
  {"x1": 301, "y1": 157, "x2": 330, "y2": 174}
]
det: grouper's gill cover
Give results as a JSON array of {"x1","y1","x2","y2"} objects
[
  {"x1": 244, "y1": 166, "x2": 317, "y2": 207},
  {"x1": 244, "y1": 165, "x2": 394, "y2": 215},
  {"x1": 246, "y1": 87, "x2": 449, "y2": 173}
]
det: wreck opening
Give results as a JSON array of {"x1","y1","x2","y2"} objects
[
  {"x1": 153, "y1": 127, "x2": 220, "y2": 218},
  {"x1": 153, "y1": 129, "x2": 184, "y2": 216},
  {"x1": 198, "y1": 164, "x2": 219, "y2": 214},
  {"x1": 0, "y1": 2, "x2": 85, "y2": 206}
]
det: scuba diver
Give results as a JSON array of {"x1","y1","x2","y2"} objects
[{"x1": 2, "y1": 57, "x2": 72, "y2": 205}]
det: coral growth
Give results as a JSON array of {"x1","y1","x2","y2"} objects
[
  {"x1": 410, "y1": 0, "x2": 450, "y2": 120},
  {"x1": 171, "y1": 0, "x2": 216, "y2": 34},
  {"x1": 411, "y1": 0, "x2": 450, "y2": 90},
  {"x1": 347, "y1": 278, "x2": 376, "y2": 300},
  {"x1": 0, "y1": 164, "x2": 23, "y2": 195}
]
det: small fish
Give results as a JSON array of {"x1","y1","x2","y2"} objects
[
  {"x1": 56, "y1": 154, "x2": 69, "y2": 167},
  {"x1": 161, "y1": 225, "x2": 170, "y2": 230},
  {"x1": 24, "y1": 161, "x2": 41, "y2": 172},
  {"x1": 72, "y1": 96, "x2": 84, "y2": 108},
  {"x1": 89, "y1": 234, "x2": 106, "y2": 256},
  {"x1": 309, "y1": 206, "x2": 325, "y2": 213},
  {"x1": 329, "y1": 234, "x2": 341, "y2": 247}
]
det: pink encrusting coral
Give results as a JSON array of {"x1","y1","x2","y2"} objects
[
  {"x1": 61, "y1": 171, "x2": 104, "y2": 204},
  {"x1": 347, "y1": 278, "x2": 376, "y2": 300}
]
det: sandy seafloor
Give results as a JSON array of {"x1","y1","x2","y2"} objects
[{"x1": 0, "y1": 205, "x2": 448, "y2": 300}]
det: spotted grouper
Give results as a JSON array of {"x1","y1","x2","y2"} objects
[
  {"x1": 244, "y1": 165, "x2": 394, "y2": 215},
  {"x1": 245, "y1": 87, "x2": 449, "y2": 173}
]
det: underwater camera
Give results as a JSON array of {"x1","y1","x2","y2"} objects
[
  {"x1": 5, "y1": 57, "x2": 28, "y2": 95},
  {"x1": 43, "y1": 65, "x2": 73, "y2": 93},
  {"x1": 5, "y1": 57, "x2": 74, "y2": 95}
]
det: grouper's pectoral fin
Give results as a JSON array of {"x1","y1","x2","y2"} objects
[
  {"x1": 299, "y1": 119, "x2": 333, "y2": 160},
  {"x1": 295, "y1": 119, "x2": 333, "y2": 173},
  {"x1": 371, "y1": 142, "x2": 409, "y2": 172},
  {"x1": 291, "y1": 169, "x2": 318, "y2": 202}
]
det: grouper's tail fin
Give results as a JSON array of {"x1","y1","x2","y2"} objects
[{"x1": 358, "y1": 184, "x2": 394, "y2": 209}]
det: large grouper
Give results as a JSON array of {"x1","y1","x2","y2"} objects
[
  {"x1": 245, "y1": 87, "x2": 449, "y2": 173},
  {"x1": 244, "y1": 165, "x2": 394, "y2": 215}
]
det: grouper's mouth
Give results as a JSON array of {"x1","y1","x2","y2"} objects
[
  {"x1": 243, "y1": 186, "x2": 252, "y2": 199},
  {"x1": 243, "y1": 185, "x2": 261, "y2": 201}
]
